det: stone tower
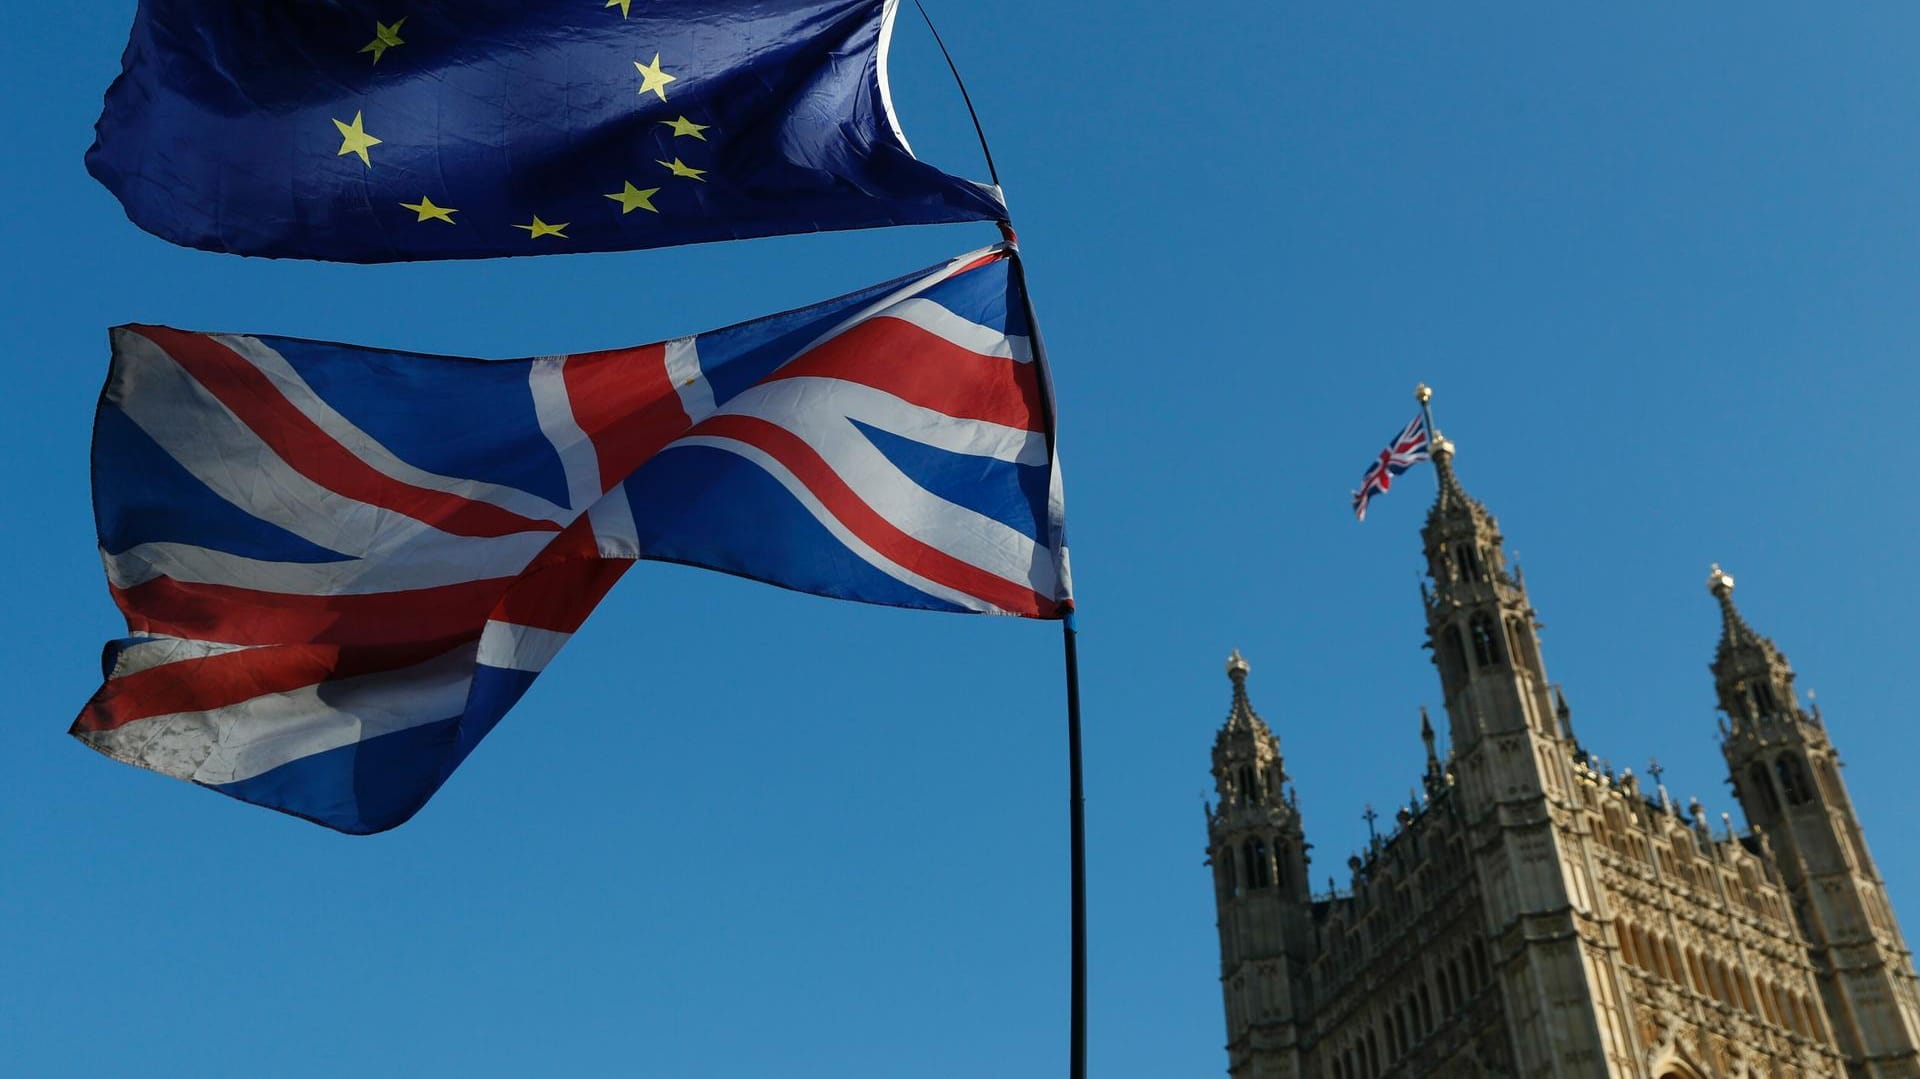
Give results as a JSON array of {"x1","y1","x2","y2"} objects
[
  {"x1": 1204, "y1": 394, "x2": 1919, "y2": 1078},
  {"x1": 1712, "y1": 568, "x2": 1920, "y2": 1077},
  {"x1": 1418, "y1": 430, "x2": 1618, "y2": 1075},
  {"x1": 1208, "y1": 649, "x2": 1312, "y2": 1077}
]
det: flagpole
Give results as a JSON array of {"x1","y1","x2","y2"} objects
[
  {"x1": 1061, "y1": 612, "x2": 1088, "y2": 1079},
  {"x1": 1416, "y1": 382, "x2": 1437, "y2": 441},
  {"x1": 1002, "y1": 232, "x2": 1087, "y2": 1079}
]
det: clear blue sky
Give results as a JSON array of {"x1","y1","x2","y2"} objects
[{"x1": 5, "y1": 3, "x2": 1920, "y2": 1076}]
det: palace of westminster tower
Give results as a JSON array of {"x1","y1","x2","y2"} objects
[{"x1": 1205, "y1": 421, "x2": 1920, "y2": 1079}]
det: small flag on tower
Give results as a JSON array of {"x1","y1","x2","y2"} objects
[{"x1": 1351, "y1": 413, "x2": 1431, "y2": 521}]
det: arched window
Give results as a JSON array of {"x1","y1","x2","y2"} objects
[
  {"x1": 1758, "y1": 980, "x2": 1780, "y2": 1024},
  {"x1": 1751, "y1": 679, "x2": 1778, "y2": 714},
  {"x1": 1470, "y1": 614, "x2": 1502, "y2": 667},
  {"x1": 1777, "y1": 756, "x2": 1811, "y2": 805},
  {"x1": 1418, "y1": 984, "x2": 1432, "y2": 1033},
  {"x1": 1815, "y1": 757, "x2": 1842, "y2": 801},
  {"x1": 1246, "y1": 839, "x2": 1271, "y2": 888},
  {"x1": 1457, "y1": 544, "x2": 1482, "y2": 582},
  {"x1": 1273, "y1": 842, "x2": 1289, "y2": 888},
  {"x1": 1506, "y1": 617, "x2": 1536, "y2": 670},
  {"x1": 1219, "y1": 849, "x2": 1237, "y2": 896},
  {"x1": 1748, "y1": 762, "x2": 1781, "y2": 815},
  {"x1": 1440, "y1": 624, "x2": 1468, "y2": 689}
]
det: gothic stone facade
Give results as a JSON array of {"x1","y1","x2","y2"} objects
[{"x1": 1206, "y1": 439, "x2": 1920, "y2": 1079}]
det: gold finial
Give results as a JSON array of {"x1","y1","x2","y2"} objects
[
  {"x1": 1226, "y1": 649, "x2": 1250, "y2": 680},
  {"x1": 1414, "y1": 383, "x2": 1432, "y2": 404},
  {"x1": 1707, "y1": 563, "x2": 1735, "y2": 597}
]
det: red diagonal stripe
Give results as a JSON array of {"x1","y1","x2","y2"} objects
[
  {"x1": 561, "y1": 342, "x2": 691, "y2": 493},
  {"x1": 490, "y1": 517, "x2": 632, "y2": 633},
  {"x1": 111, "y1": 576, "x2": 511, "y2": 647},
  {"x1": 72, "y1": 636, "x2": 477, "y2": 734},
  {"x1": 694, "y1": 414, "x2": 1053, "y2": 617},
  {"x1": 131, "y1": 325, "x2": 560, "y2": 540},
  {"x1": 765, "y1": 317, "x2": 1043, "y2": 431}
]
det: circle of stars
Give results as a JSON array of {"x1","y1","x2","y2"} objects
[{"x1": 325, "y1": 9, "x2": 718, "y2": 243}]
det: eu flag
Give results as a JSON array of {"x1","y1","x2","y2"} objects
[{"x1": 86, "y1": 0, "x2": 1008, "y2": 262}]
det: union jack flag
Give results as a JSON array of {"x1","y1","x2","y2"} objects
[
  {"x1": 73, "y1": 245, "x2": 1071, "y2": 833},
  {"x1": 1351, "y1": 413, "x2": 1431, "y2": 521}
]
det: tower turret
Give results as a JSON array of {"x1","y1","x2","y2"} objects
[
  {"x1": 1412, "y1": 394, "x2": 1612, "y2": 1076},
  {"x1": 1419, "y1": 427, "x2": 1566, "y2": 768},
  {"x1": 1710, "y1": 570, "x2": 1920, "y2": 1075},
  {"x1": 1207, "y1": 651, "x2": 1310, "y2": 1079}
]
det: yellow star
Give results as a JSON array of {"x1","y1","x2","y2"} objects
[
  {"x1": 605, "y1": 182, "x2": 661, "y2": 214},
  {"x1": 359, "y1": 18, "x2": 406, "y2": 64},
  {"x1": 400, "y1": 196, "x2": 457, "y2": 223},
  {"x1": 606, "y1": 0, "x2": 633, "y2": 16},
  {"x1": 634, "y1": 53, "x2": 677, "y2": 101},
  {"x1": 660, "y1": 115, "x2": 709, "y2": 140},
  {"x1": 333, "y1": 111, "x2": 381, "y2": 167},
  {"x1": 658, "y1": 157, "x2": 706, "y2": 181},
  {"x1": 514, "y1": 216, "x2": 569, "y2": 239}
]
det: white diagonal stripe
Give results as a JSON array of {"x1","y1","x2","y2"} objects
[
  {"x1": 111, "y1": 331, "x2": 555, "y2": 580},
  {"x1": 213, "y1": 333, "x2": 572, "y2": 524},
  {"x1": 107, "y1": 636, "x2": 257, "y2": 679},
  {"x1": 101, "y1": 538, "x2": 541, "y2": 595},
  {"x1": 725, "y1": 377, "x2": 1046, "y2": 465},
  {"x1": 79, "y1": 644, "x2": 477, "y2": 786},
  {"x1": 792, "y1": 244, "x2": 1012, "y2": 359},
  {"x1": 874, "y1": 299, "x2": 1031, "y2": 362},
  {"x1": 685, "y1": 379, "x2": 1060, "y2": 601},
  {"x1": 670, "y1": 434, "x2": 999, "y2": 615},
  {"x1": 477, "y1": 620, "x2": 573, "y2": 674}
]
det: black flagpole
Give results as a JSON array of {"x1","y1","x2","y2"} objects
[
  {"x1": 1062, "y1": 613, "x2": 1087, "y2": 1079},
  {"x1": 1004, "y1": 233, "x2": 1087, "y2": 1079}
]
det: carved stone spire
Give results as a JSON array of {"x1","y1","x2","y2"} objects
[
  {"x1": 1212, "y1": 650, "x2": 1285, "y2": 815},
  {"x1": 1417, "y1": 422, "x2": 1558, "y2": 752},
  {"x1": 1420, "y1": 705, "x2": 1445, "y2": 794},
  {"x1": 1204, "y1": 650, "x2": 1313, "y2": 1078},
  {"x1": 1708, "y1": 564, "x2": 1786, "y2": 674},
  {"x1": 1706, "y1": 565, "x2": 1799, "y2": 731},
  {"x1": 1427, "y1": 432, "x2": 1482, "y2": 522},
  {"x1": 1216, "y1": 649, "x2": 1271, "y2": 758},
  {"x1": 1711, "y1": 570, "x2": 1920, "y2": 1066}
]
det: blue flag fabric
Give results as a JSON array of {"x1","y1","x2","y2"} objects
[{"x1": 86, "y1": 0, "x2": 1007, "y2": 262}]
